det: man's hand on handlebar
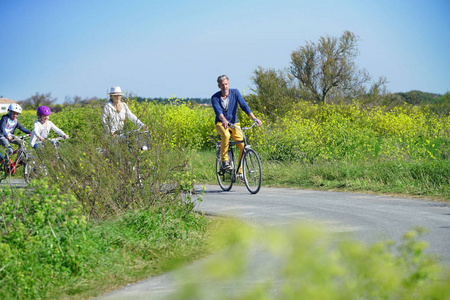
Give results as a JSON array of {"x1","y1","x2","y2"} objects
[{"x1": 222, "y1": 121, "x2": 229, "y2": 130}]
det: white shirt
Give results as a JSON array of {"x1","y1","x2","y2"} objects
[
  {"x1": 101, "y1": 101, "x2": 144, "y2": 134},
  {"x1": 30, "y1": 120, "x2": 67, "y2": 147},
  {"x1": 4, "y1": 118, "x2": 17, "y2": 137},
  {"x1": 220, "y1": 96, "x2": 229, "y2": 113}
]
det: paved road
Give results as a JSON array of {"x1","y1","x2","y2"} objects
[
  {"x1": 0, "y1": 178, "x2": 27, "y2": 188},
  {"x1": 99, "y1": 184, "x2": 450, "y2": 299}
]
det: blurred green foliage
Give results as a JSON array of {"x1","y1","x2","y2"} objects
[{"x1": 171, "y1": 225, "x2": 450, "y2": 300}]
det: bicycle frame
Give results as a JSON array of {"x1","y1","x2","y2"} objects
[
  {"x1": 48, "y1": 137, "x2": 69, "y2": 155},
  {"x1": 216, "y1": 121, "x2": 262, "y2": 194},
  {"x1": 228, "y1": 122, "x2": 257, "y2": 174},
  {"x1": 0, "y1": 135, "x2": 30, "y2": 176}
]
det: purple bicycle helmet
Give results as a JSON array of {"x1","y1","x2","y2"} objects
[{"x1": 37, "y1": 105, "x2": 51, "y2": 116}]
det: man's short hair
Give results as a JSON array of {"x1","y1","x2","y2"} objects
[{"x1": 217, "y1": 75, "x2": 229, "y2": 84}]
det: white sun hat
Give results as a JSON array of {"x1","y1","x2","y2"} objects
[{"x1": 108, "y1": 86, "x2": 123, "y2": 95}]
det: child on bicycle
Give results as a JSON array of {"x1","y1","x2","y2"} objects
[
  {"x1": 0, "y1": 103, "x2": 32, "y2": 160},
  {"x1": 30, "y1": 106, "x2": 69, "y2": 149}
]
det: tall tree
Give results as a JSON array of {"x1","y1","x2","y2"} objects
[
  {"x1": 289, "y1": 31, "x2": 382, "y2": 104},
  {"x1": 248, "y1": 66, "x2": 302, "y2": 119}
]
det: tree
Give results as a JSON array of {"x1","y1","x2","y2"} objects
[
  {"x1": 248, "y1": 66, "x2": 302, "y2": 120},
  {"x1": 62, "y1": 95, "x2": 98, "y2": 106},
  {"x1": 21, "y1": 92, "x2": 57, "y2": 110},
  {"x1": 428, "y1": 92, "x2": 450, "y2": 117},
  {"x1": 289, "y1": 31, "x2": 386, "y2": 104}
]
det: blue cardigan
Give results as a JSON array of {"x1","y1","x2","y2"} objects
[{"x1": 211, "y1": 89, "x2": 252, "y2": 124}]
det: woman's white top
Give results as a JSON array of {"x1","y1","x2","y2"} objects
[
  {"x1": 101, "y1": 101, "x2": 144, "y2": 134},
  {"x1": 30, "y1": 120, "x2": 67, "y2": 147}
]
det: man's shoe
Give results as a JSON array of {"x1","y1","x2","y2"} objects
[{"x1": 221, "y1": 161, "x2": 232, "y2": 170}]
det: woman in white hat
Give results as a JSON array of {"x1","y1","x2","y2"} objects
[{"x1": 101, "y1": 86, "x2": 147, "y2": 135}]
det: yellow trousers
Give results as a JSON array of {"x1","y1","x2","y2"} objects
[{"x1": 216, "y1": 122, "x2": 244, "y2": 171}]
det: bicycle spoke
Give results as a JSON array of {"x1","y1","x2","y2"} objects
[{"x1": 243, "y1": 149, "x2": 262, "y2": 194}]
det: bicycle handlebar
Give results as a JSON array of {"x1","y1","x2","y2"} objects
[
  {"x1": 11, "y1": 135, "x2": 30, "y2": 144},
  {"x1": 118, "y1": 128, "x2": 151, "y2": 138},
  {"x1": 49, "y1": 136, "x2": 70, "y2": 142},
  {"x1": 12, "y1": 134, "x2": 30, "y2": 139},
  {"x1": 229, "y1": 121, "x2": 260, "y2": 131}
]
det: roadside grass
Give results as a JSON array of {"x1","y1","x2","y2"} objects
[
  {"x1": 0, "y1": 180, "x2": 211, "y2": 299},
  {"x1": 48, "y1": 208, "x2": 211, "y2": 300},
  {"x1": 190, "y1": 149, "x2": 450, "y2": 201}
]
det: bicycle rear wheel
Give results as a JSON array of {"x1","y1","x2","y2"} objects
[
  {"x1": 242, "y1": 149, "x2": 262, "y2": 194},
  {"x1": 216, "y1": 149, "x2": 234, "y2": 191}
]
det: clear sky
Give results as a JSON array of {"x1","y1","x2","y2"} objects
[{"x1": 1, "y1": 0, "x2": 449, "y2": 102}]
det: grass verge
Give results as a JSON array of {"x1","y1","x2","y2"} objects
[
  {"x1": 190, "y1": 149, "x2": 450, "y2": 201},
  {"x1": 0, "y1": 180, "x2": 209, "y2": 299}
]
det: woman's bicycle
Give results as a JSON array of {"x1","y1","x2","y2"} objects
[
  {"x1": 0, "y1": 135, "x2": 32, "y2": 183},
  {"x1": 215, "y1": 121, "x2": 262, "y2": 194},
  {"x1": 97, "y1": 127, "x2": 151, "y2": 154},
  {"x1": 96, "y1": 127, "x2": 152, "y2": 186}
]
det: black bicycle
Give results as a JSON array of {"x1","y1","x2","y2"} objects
[{"x1": 215, "y1": 121, "x2": 262, "y2": 194}]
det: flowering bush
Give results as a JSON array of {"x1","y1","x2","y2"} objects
[{"x1": 253, "y1": 101, "x2": 450, "y2": 162}]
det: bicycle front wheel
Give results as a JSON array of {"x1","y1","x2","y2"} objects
[
  {"x1": 24, "y1": 155, "x2": 46, "y2": 183},
  {"x1": 242, "y1": 149, "x2": 262, "y2": 194},
  {"x1": 216, "y1": 149, "x2": 234, "y2": 191}
]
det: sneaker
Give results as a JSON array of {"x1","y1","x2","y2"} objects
[{"x1": 221, "y1": 161, "x2": 232, "y2": 170}]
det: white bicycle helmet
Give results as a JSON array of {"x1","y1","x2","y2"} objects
[{"x1": 8, "y1": 103, "x2": 23, "y2": 114}]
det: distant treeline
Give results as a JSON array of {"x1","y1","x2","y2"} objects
[
  {"x1": 394, "y1": 90, "x2": 444, "y2": 105},
  {"x1": 16, "y1": 90, "x2": 448, "y2": 116},
  {"x1": 135, "y1": 97, "x2": 211, "y2": 104},
  {"x1": 135, "y1": 92, "x2": 447, "y2": 106}
]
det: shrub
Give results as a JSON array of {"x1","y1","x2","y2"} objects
[
  {"x1": 22, "y1": 99, "x2": 210, "y2": 219},
  {"x1": 0, "y1": 180, "x2": 207, "y2": 299},
  {"x1": 0, "y1": 179, "x2": 87, "y2": 299}
]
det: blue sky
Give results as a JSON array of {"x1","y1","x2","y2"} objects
[{"x1": 1, "y1": 0, "x2": 449, "y2": 102}]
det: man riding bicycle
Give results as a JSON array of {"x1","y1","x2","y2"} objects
[{"x1": 211, "y1": 75, "x2": 262, "y2": 172}]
